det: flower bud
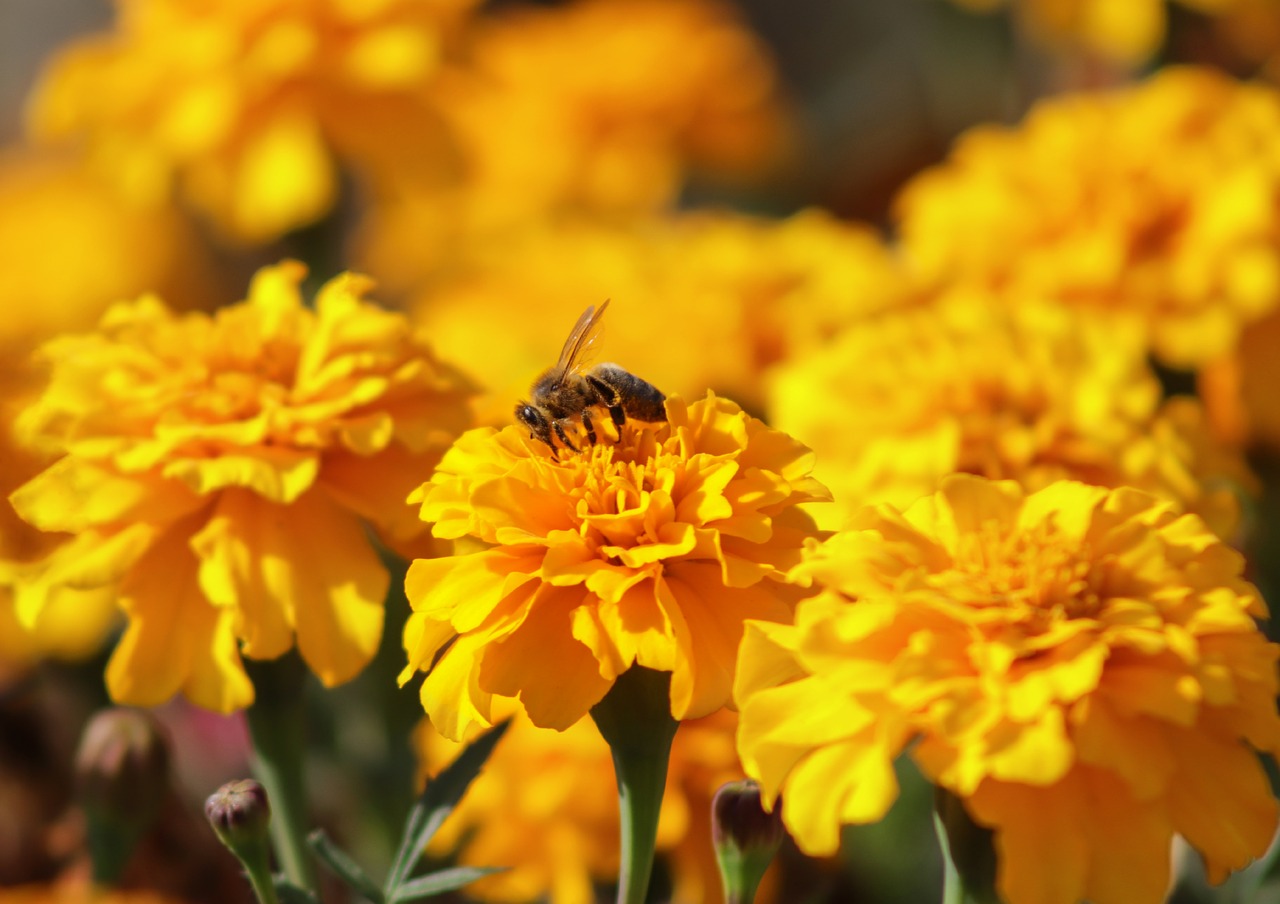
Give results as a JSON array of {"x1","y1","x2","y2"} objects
[
  {"x1": 711, "y1": 780, "x2": 785, "y2": 904},
  {"x1": 75, "y1": 707, "x2": 171, "y2": 820},
  {"x1": 205, "y1": 779, "x2": 272, "y2": 852}
]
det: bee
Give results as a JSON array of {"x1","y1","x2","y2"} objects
[{"x1": 515, "y1": 300, "x2": 666, "y2": 454}]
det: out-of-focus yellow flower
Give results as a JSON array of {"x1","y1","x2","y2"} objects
[
  {"x1": 9, "y1": 261, "x2": 475, "y2": 713},
  {"x1": 362, "y1": 210, "x2": 910, "y2": 420},
  {"x1": 27, "y1": 0, "x2": 476, "y2": 242},
  {"x1": 946, "y1": 0, "x2": 1239, "y2": 63},
  {"x1": 400, "y1": 392, "x2": 828, "y2": 740},
  {"x1": 1201, "y1": 307, "x2": 1280, "y2": 452},
  {"x1": 735, "y1": 475, "x2": 1280, "y2": 904},
  {"x1": 895, "y1": 67, "x2": 1280, "y2": 367},
  {"x1": 357, "y1": 0, "x2": 789, "y2": 264},
  {"x1": 768, "y1": 294, "x2": 1252, "y2": 533},
  {"x1": 0, "y1": 149, "x2": 216, "y2": 678},
  {"x1": 414, "y1": 706, "x2": 750, "y2": 904}
]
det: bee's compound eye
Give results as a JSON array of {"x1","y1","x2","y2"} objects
[{"x1": 515, "y1": 404, "x2": 542, "y2": 428}]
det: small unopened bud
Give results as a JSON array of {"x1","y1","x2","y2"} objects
[
  {"x1": 206, "y1": 780, "x2": 279, "y2": 904},
  {"x1": 711, "y1": 780, "x2": 785, "y2": 904},
  {"x1": 74, "y1": 707, "x2": 172, "y2": 883},
  {"x1": 75, "y1": 707, "x2": 171, "y2": 819}
]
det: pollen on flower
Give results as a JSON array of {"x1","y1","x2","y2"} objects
[{"x1": 401, "y1": 391, "x2": 829, "y2": 740}]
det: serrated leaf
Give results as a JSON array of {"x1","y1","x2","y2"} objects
[
  {"x1": 309, "y1": 829, "x2": 384, "y2": 903},
  {"x1": 388, "y1": 866, "x2": 507, "y2": 903},
  {"x1": 385, "y1": 719, "x2": 510, "y2": 893},
  {"x1": 273, "y1": 877, "x2": 320, "y2": 904}
]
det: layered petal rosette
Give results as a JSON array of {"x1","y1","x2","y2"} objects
[
  {"x1": 401, "y1": 392, "x2": 829, "y2": 739},
  {"x1": 735, "y1": 475, "x2": 1280, "y2": 904},
  {"x1": 10, "y1": 261, "x2": 475, "y2": 713}
]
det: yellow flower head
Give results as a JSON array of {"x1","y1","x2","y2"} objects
[
  {"x1": 401, "y1": 392, "x2": 829, "y2": 740},
  {"x1": 414, "y1": 706, "x2": 748, "y2": 904},
  {"x1": 10, "y1": 261, "x2": 475, "y2": 713},
  {"x1": 1201, "y1": 306, "x2": 1280, "y2": 453},
  {"x1": 768, "y1": 295, "x2": 1252, "y2": 533},
  {"x1": 894, "y1": 66, "x2": 1280, "y2": 366},
  {"x1": 27, "y1": 0, "x2": 476, "y2": 242},
  {"x1": 427, "y1": 0, "x2": 788, "y2": 233},
  {"x1": 360, "y1": 210, "x2": 910, "y2": 421},
  {"x1": 735, "y1": 475, "x2": 1280, "y2": 904}
]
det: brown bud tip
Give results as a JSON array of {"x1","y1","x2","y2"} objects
[
  {"x1": 205, "y1": 779, "x2": 272, "y2": 850},
  {"x1": 74, "y1": 707, "x2": 171, "y2": 820},
  {"x1": 712, "y1": 779, "x2": 785, "y2": 854}
]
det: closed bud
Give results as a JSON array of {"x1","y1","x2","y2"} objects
[
  {"x1": 75, "y1": 707, "x2": 171, "y2": 820},
  {"x1": 205, "y1": 779, "x2": 272, "y2": 851},
  {"x1": 711, "y1": 780, "x2": 785, "y2": 904}
]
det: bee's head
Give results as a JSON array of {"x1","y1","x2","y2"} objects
[{"x1": 514, "y1": 402, "x2": 546, "y2": 434}]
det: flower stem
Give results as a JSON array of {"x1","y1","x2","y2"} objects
[
  {"x1": 590, "y1": 666, "x2": 679, "y2": 904},
  {"x1": 244, "y1": 658, "x2": 317, "y2": 892}
]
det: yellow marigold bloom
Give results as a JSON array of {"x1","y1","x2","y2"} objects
[
  {"x1": 427, "y1": 0, "x2": 788, "y2": 232},
  {"x1": 894, "y1": 66, "x2": 1280, "y2": 367},
  {"x1": 361, "y1": 210, "x2": 910, "y2": 421},
  {"x1": 401, "y1": 392, "x2": 829, "y2": 740},
  {"x1": 414, "y1": 707, "x2": 751, "y2": 904},
  {"x1": 947, "y1": 0, "x2": 1239, "y2": 63},
  {"x1": 27, "y1": 0, "x2": 476, "y2": 242},
  {"x1": 768, "y1": 295, "x2": 1250, "y2": 533},
  {"x1": 735, "y1": 475, "x2": 1280, "y2": 904},
  {"x1": 1200, "y1": 307, "x2": 1280, "y2": 452},
  {"x1": 10, "y1": 261, "x2": 474, "y2": 713}
]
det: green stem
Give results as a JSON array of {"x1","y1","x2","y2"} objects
[
  {"x1": 590, "y1": 666, "x2": 680, "y2": 904},
  {"x1": 244, "y1": 658, "x2": 317, "y2": 892},
  {"x1": 935, "y1": 809, "x2": 965, "y2": 904},
  {"x1": 243, "y1": 846, "x2": 282, "y2": 904}
]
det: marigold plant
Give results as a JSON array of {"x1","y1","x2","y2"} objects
[
  {"x1": 767, "y1": 294, "x2": 1251, "y2": 532},
  {"x1": 400, "y1": 392, "x2": 829, "y2": 740},
  {"x1": 10, "y1": 261, "x2": 475, "y2": 713},
  {"x1": 414, "y1": 706, "x2": 751, "y2": 904},
  {"x1": 894, "y1": 66, "x2": 1280, "y2": 367},
  {"x1": 735, "y1": 474, "x2": 1280, "y2": 904},
  {"x1": 27, "y1": 0, "x2": 477, "y2": 242}
]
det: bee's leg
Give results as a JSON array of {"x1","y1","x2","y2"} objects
[
  {"x1": 581, "y1": 409, "x2": 599, "y2": 445},
  {"x1": 553, "y1": 419, "x2": 580, "y2": 452},
  {"x1": 586, "y1": 375, "x2": 627, "y2": 427}
]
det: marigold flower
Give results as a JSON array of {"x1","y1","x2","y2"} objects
[
  {"x1": 894, "y1": 67, "x2": 1280, "y2": 366},
  {"x1": 10, "y1": 261, "x2": 475, "y2": 713},
  {"x1": 414, "y1": 706, "x2": 753, "y2": 904},
  {"x1": 735, "y1": 475, "x2": 1280, "y2": 904},
  {"x1": 767, "y1": 295, "x2": 1250, "y2": 533},
  {"x1": 1200, "y1": 307, "x2": 1280, "y2": 452},
  {"x1": 27, "y1": 0, "x2": 476, "y2": 241},
  {"x1": 400, "y1": 392, "x2": 828, "y2": 740},
  {"x1": 360, "y1": 210, "x2": 910, "y2": 420}
]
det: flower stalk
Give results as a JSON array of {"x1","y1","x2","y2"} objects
[
  {"x1": 590, "y1": 666, "x2": 679, "y2": 904},
  {"x1": 244, "y1": 657, "x2": 317, "y2": 893}
]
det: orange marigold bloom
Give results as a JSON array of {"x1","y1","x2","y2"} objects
[
  {"x1": 10, "y1": 261, "x2": 474, "y2": 713},
  {"x1": 1200, "y1": 307, "x2": 1280, "y2": 452},
  {"x1": 735, "y1": 475, "x2": 1280, "y2": 904},
  {"x1": 894, "y1": 67, "x2": 1280, "y2": 367},
  {"x1": 360, "y1": 210, "x2": 910, "y2": 421},
  {"x1": 414, "y1": 706, "x2": 752, "y2": 904},
  {"x1": 27, "y1": 0, "x2": 476, "y2": 242},
  {"x1": 767, "y1": 295, "x2": 1252, "y2": 533},
  {"x1": 400, "y1": 392, "x2": 829, "y2": 740}
]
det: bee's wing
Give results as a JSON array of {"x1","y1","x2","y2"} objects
[{"x1": 552, "y1": 299, "x2": 609, "y2": 384}]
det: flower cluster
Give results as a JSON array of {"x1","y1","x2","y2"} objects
[
  {"x1": 895, "y1": 67, "x2": 1280, "y2": 367},
  {"x1": 10, "y1": 262, "x2": 474, "y2": 712},
  {"x1": 400, "y1": 392, "x2": 828, "y2": 739}
]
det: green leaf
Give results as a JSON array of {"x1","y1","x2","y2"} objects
[
  {"x1": 273, "y1": 878, "x2": 320, "y2": 904},
  {"x1": 309, "y1": 829, "x2": 384, "y2": 903},
  {"x1": 388, "y1": 866, "x2": 507, "y2": 903},
  {"x1": 384, "y1": 719, "x2": 511, "y2": 894}
]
